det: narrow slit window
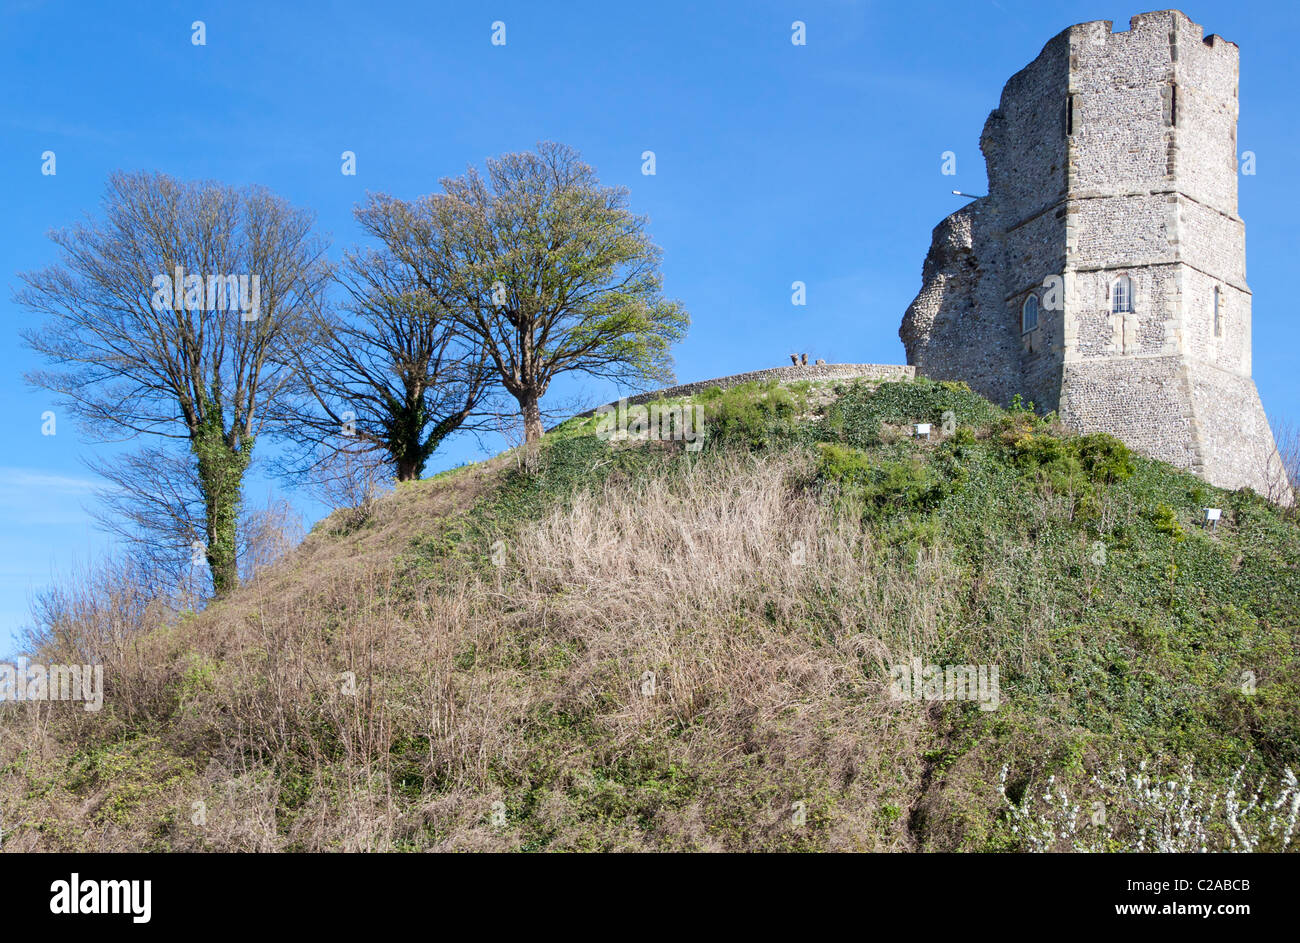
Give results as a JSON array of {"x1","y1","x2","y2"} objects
[
  {"x1": 1214, "y1": 286, "x2": 1222, "y2": 337},
  {"x1": 1065, "y1": 94, "x2": 1075, "y2": 136},
  {"x1": 1112, "y1": 276, "x2": 1134, "y2": 314},
  {"x1": 1022, "y1": 294, "x2": 1040, "y2": 333},
  {"x1": 1170, "y1": 83, "x2": 1178, "y2": 127}
]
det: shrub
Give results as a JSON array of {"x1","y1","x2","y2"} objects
[
  {"x1": 699, "y1": 381, "x2": 802, "y2": 448},
  {"x1": 819, "y1": 378, "x2": 1003, "y2": 449},
  {"x1": 1150, "y1": 502, "x2": 1186, "y2": 542},
  {"x1": 1003, "y1": 430, "x2": 1134, "y2": 498},
  {"x1": 816, "y1": 442, "x2": 875, "y2": 485},
  {"x1": 999, "y1": 762, "x2": 1300, "y2": 852},
  {"x1": 1073, "y1": 433, "x2": 1135, "y2": 484},
  {"x1": 817, "y1": 443, "x2": 947, "y2": 518}
]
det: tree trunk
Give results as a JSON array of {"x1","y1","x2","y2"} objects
[
  {"x1": 204, "y1": 518, "x2": 240, "y2": 598},
  {"x1": 197, "y1": 460, "x2": 242, "y2": 598},
  {"x1": 396, "y1": 458, "x2": 420, "y2": 482},
  {"x1": 192, "y1": 416, "x2": 251, "y2": 599},
  {"x1": 521, "y1": 390, "x2": 544, "y2": 444}
]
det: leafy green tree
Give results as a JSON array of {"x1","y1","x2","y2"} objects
[{"x1": 366, "y1": 142, "x2": 689, "y2": 443}]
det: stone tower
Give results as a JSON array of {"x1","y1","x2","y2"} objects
[{"x1": 901, "y1": 10, "x2": 1289, "y2": 500}]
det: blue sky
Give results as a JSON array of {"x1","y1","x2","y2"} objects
[{"x1": 1, "y1": 0, "x2": 1296, "y2": 651}]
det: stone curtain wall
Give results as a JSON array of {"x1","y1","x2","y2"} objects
[{"x1": 569, "y1": 364, "x2": 916, "y2": 421}]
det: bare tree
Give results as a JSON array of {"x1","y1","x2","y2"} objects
[
  {"x1": 17, "y1": 171, "x2": 329, "y2": 597},
  {"x1": 1265, "y1": 419, "x2": 1299, "y2": 509},
  {"x1": 239, "y1": 494, "x2": 305, "y2": 582},
  {"x1": 274, "y1": 238, "x2": 495, "y2": 483},
  {"x1": 22, "y1": 555, "x2": 167, "y2": 663},
  {"x1": 367, "y1": 142, "x2": 689, "y2": 443},
  {"x1": 303, "y1": 449, "x2": 393, "y2": 530},
  {"x1": 83, "y1": 447, "x2": 304, "y2": 600},
  {"x1": 87, "y1": 444, "x2": 207, "y2": 596}
]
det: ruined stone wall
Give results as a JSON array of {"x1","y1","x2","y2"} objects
[
  {"x1": 984, "y1": 30, "x2": 1071, "y2": 412},
  {"x1": 900, "y1": 201, "x2": 1031, "y2": 409},
  {"x1": 900, "y1": 10, "x2": 1288, "y2": 500}
]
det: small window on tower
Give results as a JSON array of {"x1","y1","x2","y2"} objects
[
  {"x1": 1065, "y1": 94, "x2": 1075, "y2": 136},
  {"x1": 1112, "y1": 276, "x2": 1134, "y2": 314},
  {"x1": 1022, "y1": 294, "x2": 1040, "y2": 333},
  {"x1": 1214, "y1": 286, "x2": 1222, "y2": 336}
]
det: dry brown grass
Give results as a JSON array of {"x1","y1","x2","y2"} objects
[
  {"x1": 3, "y1": 445, "x2": 979, "y2": 851},
  {"x1": 15, "y1": 426, "x2": 1257, "y2": 852},
  {"x1": 8, "y1": 378, "x2": 1296, "y2": 853}
]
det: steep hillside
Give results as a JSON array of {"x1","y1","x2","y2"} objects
[{"x1": 4, "y1": 378, "x2": 1298, "y2": 852}]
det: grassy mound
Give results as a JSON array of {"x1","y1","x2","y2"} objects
[{"x1": 4, "y1": 378, "x2": 1298, "y2": 851}]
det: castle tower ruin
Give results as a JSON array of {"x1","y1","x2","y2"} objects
[{"x1": 901, "y1": 10, "x2": 1289, "y2": 500}]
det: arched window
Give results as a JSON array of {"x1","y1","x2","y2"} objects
[
  {"x1": 1112, "y1": 275, "x2": 1134, "y2": 314},
  {"x1": 1213, "y1": 286, "x2": 1223, "y2": 337},
  {"x1": 1021, "y1": 294, "x2": 1039, "y2": 333}
]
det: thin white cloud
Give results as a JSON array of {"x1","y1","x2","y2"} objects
[
  {"x1": 0, "y1": 468, "x2": 100, "y2": 527},
  {"x1": 0, "y1": 468, "x2": 98, "y2": 493}
]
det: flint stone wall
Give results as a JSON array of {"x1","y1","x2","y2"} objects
[
  {"x1": 899, "y1": 9, "x2": 1288, "y2": 500},
  {"x1": 568, "y1": 363, "x2": 915, "y2": 421}
]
